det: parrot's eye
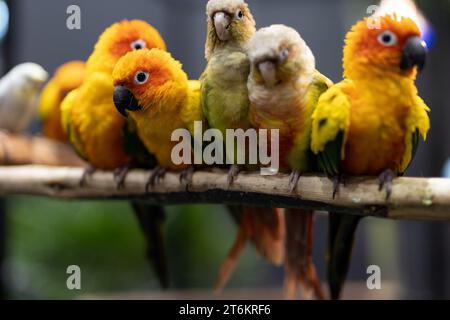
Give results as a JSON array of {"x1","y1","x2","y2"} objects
[
  {"x1": 377, "y1": 31, "x2": 398, "y2": 47},
  {"x1": 131, "y1": 39, "x2": 147, "y2": 51},
  {"x1": 236, "y1": 10, "x2": 244, "y2": 19},
  {"x1": 134, "y1": 71, "x2": 149, "y2": 85},
  {"x1": 280, "y1": 48, "x2": 289, "y2": 62}
]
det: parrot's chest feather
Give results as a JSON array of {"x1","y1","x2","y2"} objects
[
  {"x1": 343, "y1": 84, "x2": 413, "y2": 175},
  {"x1": 204, "y1": 49, "x2": 251, "y2": 132},
  {"x1": 249, "y1": 81, "x2": 309, "y2": 137},
  {"x1": 208, "y1": 49, "x2": 250, "y2": 84},
  {"x1": 132, "y1": 105, "x2": 187, "y2": 171},
  {"x1": 75, "y1": 103, "x2": 129, "y2": 170},
  {"x1": 249, "y1": 81, "x2": 311, "y2": 171}
]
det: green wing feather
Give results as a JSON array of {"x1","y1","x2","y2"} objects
[
  {"x1": 400, "y1": 129, "x2": 420, "y2": 175},
  {"x1": 311, "y1": 80, "x2": 352, "y2": 176},
  {"x1": 317, "y1": 132, "x2": 344, "y2": 177}
]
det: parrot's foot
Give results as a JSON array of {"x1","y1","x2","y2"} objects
[
  {"x1": 378, "y1": 169, "x2": 395, "y2": 200},
  {"x1": 289, "y1": 171, "x2": 302, "y2": 194},
  {"x1": 332, "y1": 174, "x2": 346, "y2": 199},
  {"x1": 113, "y1": 165, "x2": 132, "y2": 190},
  {"x1": 179, "y1": 167, "x2": 195, "y2": 190},
  {"x1": 227, "y1": 165, "x2": 241, "y2": 187},
  {"x1": 79, "y1": 165, "x2": 96, "y2": 187},
  {"x1": 145, "y1": 166, "x2": 167, "y2": 191},
  {"x1": 333, "y1": 173, "x2": 346, "y2": 200}
]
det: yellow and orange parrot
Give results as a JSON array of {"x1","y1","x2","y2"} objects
[
  {"x1": 61, "y1": 20, "x2": 166, "y2": 174},
  {"x1": 112, "y1": 48, "x2": 204, "y2": 186},
  {"x1": 61, "y1": 20, "x2": 171, "y2": 287},
  {"x1": 201, "y1": 0, "x2": 285, "y2": 292},
  {"x1": 39, "y1": 61, "x2": 86, "y2": 142},
  {"x1": 311, "y1": 14, "x2": 430, "y2": 299}
]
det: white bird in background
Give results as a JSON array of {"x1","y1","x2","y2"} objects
[{"x1": 0, "y1": 63, "x2": 48, "y2": 133}]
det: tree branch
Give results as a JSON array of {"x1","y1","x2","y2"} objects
[
  {"x1": 0, "y1": 132, "x2": 85, "y2": 167},
  {"x1": 0, "y1": 165, "x2": 448, "y2": 221}
]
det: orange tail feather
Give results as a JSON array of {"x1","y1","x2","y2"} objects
[
  {"x1": 214, "y1": 206, "x2": 285, "y2": 292},
  {"x1": 284, "y1": 209, "x2": 324, "y2": 300}
]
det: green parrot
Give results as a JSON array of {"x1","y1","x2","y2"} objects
[{"x1": 201, "y1": 0, "x2": 285, "y2": 292}]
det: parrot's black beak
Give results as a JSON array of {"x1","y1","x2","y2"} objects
[
  {"x1": 113, "y1": 85, "x2": 141, "y2": 117},
  {"x1": 401, "y1": 36, "x2": 427, "y2": 72}
]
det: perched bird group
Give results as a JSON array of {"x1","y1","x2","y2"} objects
[{"x1": 37, "y1": 0, "x2": 430, "y2": 299}]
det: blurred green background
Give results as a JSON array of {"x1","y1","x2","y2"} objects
[{"x1": 5, "y1": 199, "x2": 282, "y2": 299}]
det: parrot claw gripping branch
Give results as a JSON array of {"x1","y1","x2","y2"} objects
[{"x1": 0, "y1": 0, "x2": 442, "y2": 301}]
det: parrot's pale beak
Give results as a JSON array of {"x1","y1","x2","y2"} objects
[
  {"x1": 113, "y1": 85, "x2": 141, "y2": 118},
  {"x1": 213, "y1": 11, "x2": 231, "y2": 41},
  {"x1": 258, "y1": 61, "x2": 278, "y2": 87},
  {"x1": 401, "y1": 36, "x2": 427, "y2": 72}
]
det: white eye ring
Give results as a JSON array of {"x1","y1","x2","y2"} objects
[
  {"x1": 377, "y1": 31, "x2": 398, "y2": 47},
  {"x1": 236, "y1": 10, "x2": 244, "y2": 19},
  {"x1": 134, "y1": 71, "x2": 149, "y2": 85},
  {"x1": 130, "y1": 39, "x2": 147, "y2": 51}
]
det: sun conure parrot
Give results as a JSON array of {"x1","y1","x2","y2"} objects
[
  {"x1": 39, "y1": 61, "x2": 86, "y2": 142},
  {"x1": 247, "y1": 24, "x2": 332, "y2": 299},
  {"x1": 61, "y1": 20, "x2": 166, "y2": 173},
  {"x1": 201, "y1": 0, "x2": 285, "y2": 292},
  {"x1": 112, "y1": 48, "x2": 204, "y2": 188},
  {"x1": 311, "y1": 14, "x2": 430, "y2": 300},
  {"x1": 60, "y1": 20, "x2": 171, "y2": 288}
]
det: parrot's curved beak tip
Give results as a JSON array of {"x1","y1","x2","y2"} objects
[
  {"x1": 401, "y1": 36, "x2": 427, "y2": 72},
  {"x1": 213, "y1": 11, "x2": 231, "y2": 41},
  {"x1": 113, "y1": 85, "x2": 141, "y2": 118}
]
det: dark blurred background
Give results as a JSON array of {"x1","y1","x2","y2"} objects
[{"x1": 0, "y1": 0, "x2": 449, "y2": 299}]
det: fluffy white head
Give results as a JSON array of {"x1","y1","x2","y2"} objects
[
  {"x1": 248, "y1": 24, "x2": 315, "y2": 75},
  {"x1": 8, "y1": 62, "x2": 49, "y2": 85}
]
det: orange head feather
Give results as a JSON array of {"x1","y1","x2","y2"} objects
[
  {"x1": 53, "y1": 61, "x2": 86, "y2": 93},
  {"x1": 344, "y1": 14, "x2": 426, "y2": 79},
  {"x1": 112, "y1": 49, "x2": 188, "y2": 117},
  {"x1": 86, "y1": 20, "x2": 166, "y2": 75}
]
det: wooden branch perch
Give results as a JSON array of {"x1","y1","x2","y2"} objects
[
  {"x1": 0, "y1": 165, "x2": 449, "y2": 221},
  {"x1": 0, "y1": 131, "x2": 85, "y2": 167}
]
